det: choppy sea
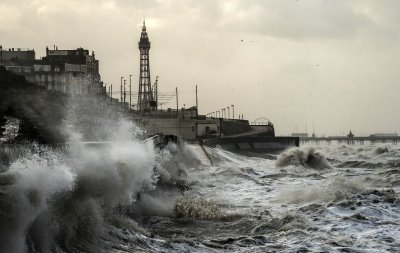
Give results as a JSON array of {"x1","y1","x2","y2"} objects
[{"x1": 1, "y1": 129, "x2": 400, "y2": 252}]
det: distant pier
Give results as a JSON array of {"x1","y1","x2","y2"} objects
[{"x1": 300, "y1": 136, "x2": 400, "y2": 145}]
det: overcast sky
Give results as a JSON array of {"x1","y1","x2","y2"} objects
[{"x1": 1, "y1": 0, "x2": 400, "y2": 135}]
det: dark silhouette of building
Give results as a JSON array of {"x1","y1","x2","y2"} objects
[{"x1": 137, "y1": 21, "x2": 156, "y2": 113}]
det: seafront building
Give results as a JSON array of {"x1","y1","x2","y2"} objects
[{"x1": 0, "y1": 46, "x2": 104, "y2": 95}]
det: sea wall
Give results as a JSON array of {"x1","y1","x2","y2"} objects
[
  {"x1": 221, "y1": 119, "x2": 251, "y2": 136},
  {"x1": 136, "y1": 117, "x2": 221, "y2": 140}
]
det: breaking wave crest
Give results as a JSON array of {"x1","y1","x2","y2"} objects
[
  {"x1": 0, "y1": 153, "x2": 75, "y2": 253},
  {"x1": 276, "y1": 176, "x2": 365, "y2": 205},
  {"x1": 251, "y1": 213, "x2": 311, "y2": 234},
  {"x1": 374, "y1": 146, "x2": 389, "y2": 155},
  {"x1": 276, "y1": 147, "x2": 332, "y2": 169},
  {"x1": 175, "y1": 196, "x2": 225, "y2": 220},
  {"x1": 0, "y1": 120, "x2": 157, "y2": 252}
]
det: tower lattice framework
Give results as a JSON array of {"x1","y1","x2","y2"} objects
[{"x1": 137, "y1": 21, "x2": 155, "y2": 113}]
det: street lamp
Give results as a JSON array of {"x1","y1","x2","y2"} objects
[
  {"x1": 129, "y1": 75, "x2": 132, "y2": 109},
  {"x1": 120, "y1": 77, "x2": 124, "y2": 105},
  {"x1": 227, "y1": 107, "x2": 230, "y2": 119},
  {"x1": 231, "y1": 105, "x2": 234, "y2": 119},
  {"x1": 123, "y1": 79, "x2": 126, "y2": 104}
]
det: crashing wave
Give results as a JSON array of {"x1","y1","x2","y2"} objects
[
  {"x1": 276, "y1": 147, "x2": 332, "y2": 169},
  {"x1": 175, "y1": 196, "x2": 225, "y2": 220},
  {"x1": 374, "y1": 147, "x2": 389, "y2": 155}
]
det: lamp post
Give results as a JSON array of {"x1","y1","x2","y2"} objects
[
  {"x1": 120, "y1": 77, "x2": 123, "y2": 106},
  {"x1": 231, "y1": 105, "x2": 234, "y2": 119},
  {"x1": 129, "y1": 75, "x2": 132, "y2": 109},
  {"x1": 195, "y1": 85, "x2": 198, "y2": 118},
  {"x1": 227, "y1": 107, "x2": 230, "y2": 119},
  {"x1": 123, "y1": 79, "x2": 126, "y2": 105}
]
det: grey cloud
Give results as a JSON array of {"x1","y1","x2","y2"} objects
[{"x1": 212, "y1": 1, "x2": 371, "y2": 40}]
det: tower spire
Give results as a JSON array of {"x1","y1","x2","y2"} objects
[{"x1": 137, "y1": 20, "x2": 155, "y2": 113}]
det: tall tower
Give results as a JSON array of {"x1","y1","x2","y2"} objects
[{"x1": 137, "y1": 21, "x2": 155, "y2": 113}]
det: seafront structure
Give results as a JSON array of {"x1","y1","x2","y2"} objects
[
  {"x1": 137, "y1": 21, "x2": 156, "y2": 113},
  {"x1": 0, "y1": 46, "x2": 104, "y2": 95},
  {"x1": 124, "y1": 22, "x2": 277, "y2": 142},
  {"x1": 299, "y1": 132, "x2": 400, "y2": 145}
]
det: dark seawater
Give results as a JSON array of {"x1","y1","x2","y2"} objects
[{"x1": 1, "y1": 135, "x2": 400, "y2": 252}]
